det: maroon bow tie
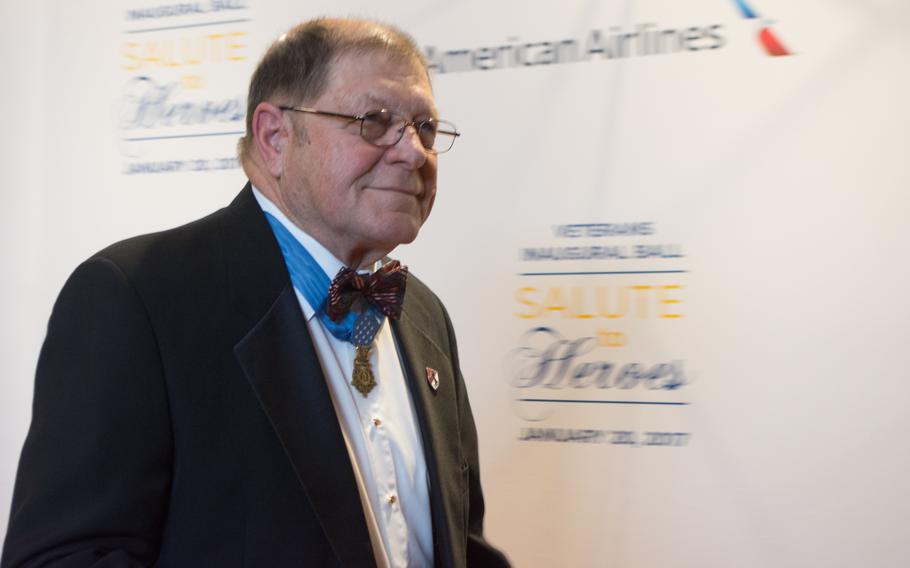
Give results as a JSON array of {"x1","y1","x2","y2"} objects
[{"x1": 326, "y1": 260, "x2": 408, "y2": 323}]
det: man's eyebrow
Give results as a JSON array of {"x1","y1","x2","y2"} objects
[
  {"x1": 358, "y1": 94, "x2": 388, "y2": 109},
  {"x1": 357, "y1": 93, "x2": 438, "y2": 118}
]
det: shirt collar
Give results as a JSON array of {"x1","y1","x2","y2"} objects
[{"x1": 252, "y1": 185, "x2": 345, "y2": 321}]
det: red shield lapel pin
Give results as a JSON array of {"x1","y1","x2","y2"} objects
[{"x1": 425, "y1": 367, "x2": 440, "y2": 392}]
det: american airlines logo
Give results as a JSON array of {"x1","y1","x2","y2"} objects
[{"x1": 731, "y1": 0, "x2": 793, "y2": 56}]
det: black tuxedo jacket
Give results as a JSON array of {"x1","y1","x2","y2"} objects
[{"x1": 2, "y1": 185, "x2": 508, "y2": 568}]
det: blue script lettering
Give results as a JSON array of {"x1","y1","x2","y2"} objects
[
  {"x1": 509, "y1": 327, "x2": 687, "y2": 390},
  {"x1": 119, "y1": 76, "x2": 244, "y2": 130}
]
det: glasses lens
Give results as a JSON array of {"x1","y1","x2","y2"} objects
[
  {"x1": 417, "y1": 120, "x2": 439, "y2": 151},
  {"x1": 360, "y1": 111, "x2": 458, "y2": 153},
  {"x1": 360, "y1": 110, "x2": 394, "y2": 144},
  {"x1": 430, "y1": 121, "x2": 458, "y2": 153}
]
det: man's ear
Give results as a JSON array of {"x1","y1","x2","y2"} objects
[{"x1": 251, "y1": 102, "x2": 290, "y2": 177}]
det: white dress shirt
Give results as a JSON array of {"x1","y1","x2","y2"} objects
[{"x1": 253, "y1": 188, "x2": 433, "y2": 568}]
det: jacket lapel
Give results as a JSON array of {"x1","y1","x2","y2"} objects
[
  {"x1": 223, "y1": 185, "x2": 374, "y2": 566},
  {"x1": 393, "y1": 307, "x2": 466, "y2": 568}
]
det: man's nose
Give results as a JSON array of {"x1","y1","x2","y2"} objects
[{"x1": 387, "y1": 123, "x2": 429, "y2": 168}]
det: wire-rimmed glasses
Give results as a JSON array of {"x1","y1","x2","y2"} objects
[{"x1": 279, "y1": 106, "x2": 460, "y2": 154}]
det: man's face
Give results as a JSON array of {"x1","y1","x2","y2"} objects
[{"x1": 278, "y1": 51, "x2": 438, "y2": 267}]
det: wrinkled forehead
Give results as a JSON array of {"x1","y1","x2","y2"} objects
[{"x1": 323, "y1": 50, "x2": 437, "y2": 116}]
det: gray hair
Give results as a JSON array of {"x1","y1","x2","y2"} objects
[{"x1": 238, "y1": 17, "x2": 429, "y2": 159}]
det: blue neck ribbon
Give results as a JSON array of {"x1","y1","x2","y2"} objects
[{"x1": 264, "y1": 211, "x2": 380, "y2": 342}]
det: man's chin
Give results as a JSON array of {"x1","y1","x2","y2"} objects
[{"x1": 371, "y1": 216, "x2": 423, "y2": 250}]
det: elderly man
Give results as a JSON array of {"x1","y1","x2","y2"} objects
[{"x1": 2, "y1": 18, "x2": 508, "y2": 568}]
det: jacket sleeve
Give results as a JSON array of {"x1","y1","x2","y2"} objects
[
  {"x1": 441, "y1": 306, "x2": 512, "y2": 568},
  {"x1": 2, "y1": 257, "x2": 172, "y2": 567}
]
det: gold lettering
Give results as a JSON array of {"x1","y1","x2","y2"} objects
[
  {"x1": 179, "y1": 36, "x2": 203, "y2": 66},
  {"x1": 569, "y1": 287, "x2": 595, "y2": 319},
  {"x1": 121, "y1": 42, "x2": 141, "y2": 72},
  {"x1": 596, "y1": 286, "x2": 627, "y2": 319},
  {"x1": 207, "y1": 33, "x2": 226, "y2": 62},
  {"x1": 181, "y1": 75, "x2": 205, "y2": 89},
  {"x1": 597, "y1": 329, "x2": 627, "y2": 347},
  {"x1": 514, "y1": 287, "x2": 541, "y2": 319},
  {"x1": 121, "y1": 32, "x2": 248, "y2": 73},
  {"x1": 542, "y1": 287, "x2": 568, "y2": 315},
  {"x1": 629, "y1": 285, "x2": 653, "y2": 317},
  {"x1": 657, "y1": 284, "x2": 684, "y2": 318},
  {"x1": 226, "y1": 31, "x2": 247, "y2": 61}
]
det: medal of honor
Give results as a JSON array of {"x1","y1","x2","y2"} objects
[
  {"x1": 352, "y1": 344, "x2": 376, "y2": 397},
  {"x1": 350, "y1": 310, "x2": 383, "y2": 397},
  {"x1": 322, "y1": 260, "x2": 409, "y2": 398}
]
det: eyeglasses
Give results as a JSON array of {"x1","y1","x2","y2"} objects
[{"x1": 279, "y1": 106, "x2": 460, "y2": 154}]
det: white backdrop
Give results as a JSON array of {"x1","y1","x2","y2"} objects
[{"x1": 3, "y1": 1, "x2": 910, "y2": 566}]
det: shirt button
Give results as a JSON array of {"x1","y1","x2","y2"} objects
[
  {"x1": 373, "y1": 418, "x2": 382, "y2": 427},
  {"x1": 388, "y1": 494, "x2": 397, "y2": 505}
]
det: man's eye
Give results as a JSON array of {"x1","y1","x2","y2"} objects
[{"x1": 362, "y1": 110, "x2": 392, "y2": 125}]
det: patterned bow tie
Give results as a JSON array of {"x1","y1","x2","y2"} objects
[{"x1": 326, "y1": 260, "x2": 408, "y2": 323}]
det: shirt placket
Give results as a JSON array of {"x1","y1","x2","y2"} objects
[{"x1": 353, "y1": 344, "x2": 410, "y2": 567}]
